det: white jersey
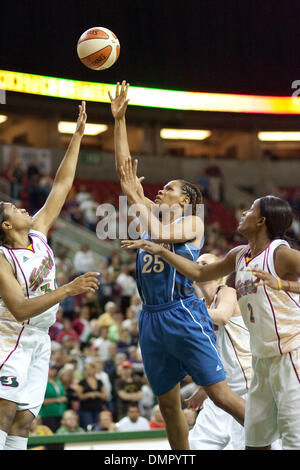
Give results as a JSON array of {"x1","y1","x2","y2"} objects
[
  {"x1": 0, "y1": 229, "x2": 59, "y2": 331},
  {"x1": 211, "y1": 288, "x2": 252, "y2": 395},
  {"x1": 235, "y1": 239, "x2": 300, "y2": 358}
]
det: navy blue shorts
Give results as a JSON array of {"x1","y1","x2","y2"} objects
[{"x1": 139, "y1": 296, "x2": 226, "y2": 396}]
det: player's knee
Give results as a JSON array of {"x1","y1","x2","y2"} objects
[{"x1": 9, "y1": 412, "x2": 34, "y2": 437}]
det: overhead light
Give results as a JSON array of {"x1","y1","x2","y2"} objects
[
  {"x1": 0, "y1": 115, "x2": 7, "y2": 124},
  {"x1": 160, "y1": 129, "x2": 211, "y2": 140},
  {"x1": 58, "y1": 121, "x2": 108, "y2": 135},
  {"x1": 258, "y1": 131, "x2": 300, "y2": 141}
]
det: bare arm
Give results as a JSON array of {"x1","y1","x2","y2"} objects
[
  {"x1": 0, "y1": 255, "x2": 99, "y2": 322},
  {"x1": 32, "y1": 102, "x2": 87, "y2": 235},
  {"x1": 208, "y1": 286, "x2": 240, "y2": 326},
  {"x1": 108, "y1": 82, "x2": 153, "y2": 207},
  {"x1": 122, "y1": 239, "x2": 241, "y2": 283},
  {"x1": 120, "y1": 157, "x2": 203, "y2": 243}
]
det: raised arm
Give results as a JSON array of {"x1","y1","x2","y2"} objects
[
  {"x1": 121, "y1": 239, "x2": 241, "y2": 282},
  {"x1": 208, "y1": 286, "x2": 240, "y2": 326},
  {"x1": 120, "y1": 157, "x2": 203, "y2": 243},
  {"x1": 108, "y1": 81, "x2": 131, "y2": 178},
  {"x1": 108, "y1": 82, "x2": 152, "y2": 207},
  {"x1": 32, "y1": 101, "x2": 87, "y2": 235},
  {"x1": 0, "y1": 255, "x2": 99, "y2": 322}
]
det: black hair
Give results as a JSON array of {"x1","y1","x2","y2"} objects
[
  {"x1": 0, "y1": 202, "x2": 7, "y2": 245},
  {"x1": 179, "y1": 180, "x2": 203, "y2": 216},
  {"x1": 259, "y1": 195, "x2": 293, "y2": 240}
]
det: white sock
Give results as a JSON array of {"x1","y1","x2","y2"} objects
[
  {"x1": 4, "y1": 435, "x2": 28, "y2": 450},
  {"x1": 0, "y1": 430, "x2": 8, "y2": 450}
]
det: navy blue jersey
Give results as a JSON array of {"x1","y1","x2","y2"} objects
[{"x1": 136, "y1": 219, "x2": 204, "y2": 306}]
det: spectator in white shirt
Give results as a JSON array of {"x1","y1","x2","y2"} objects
[
  {"x1": 79, "y1": 194, "x2": 99, "y2": 231},
  {"x1": 117, "y1": 405, "x2": 150, "y2": 432},
  {"x1": 92, "y1": 326, "x2": 113, "y2": 362},
  {"x1": 116, "y1": 265, "x2": 137, "y2": 314},
  {"x1": 73, "y1": 244, "x2": 98, "y2": 275},
  {"x1": 92, "y1": 357, "x2": 113, "y2": 404}
]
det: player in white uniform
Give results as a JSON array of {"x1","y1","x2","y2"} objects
[
  {"x1": 187, "y1": 253, "x2": 252, "y2": 450},
  {"x1": 122, "y1": 195, "x2": 300, "y2": 449},
  {"x1": 0, "y1": 102, "x2": 100, "y2": 450}
]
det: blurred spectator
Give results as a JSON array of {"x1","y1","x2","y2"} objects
[
  {"x1": 5, "y1": 149, "x2": 24, "y2": 200},
  {"x1": 29, "y1": 415, "x2": 53, "y2": 436},
  {"x1": 57, "y1": 364, "x2": 80, "y2": 412},
  {"x1": 57, "y1": 273, "x2": 76, "y2": 320},
  {"x1": 79, "y1": 194, "x2": 99, "y2": 231},
  {"x1": 115, "y1": 361, "x2": 143, "y2": 420},
  {"x1": 129, "y1": 294, "x2": 142, "y2": 319},
  {"x1": 92, "y1": 326, "x2": 113, "y2": 361},
  {"x1": 39, "y1": 173, "x2": 53, "y2": 203},
  {"x1": 93, "y1": 357, "x2": 113, "y2": 406},
  {"x1": 84, "y1": 290, "x2": 102, "y2": 319},
  {"x1": 204, "y1": 160, "x2": 223, "y2": 202},
  {"x1": 128, "y1": 346, "x2": 144, "y2": 374},
  {"x1": 73, "y1": 243, "x2": 98, "y2": 275},
  {"x1": 72, "y1": 305, "x2": 92, "y2": 346},
  {"x1": 138, "y1": 374, "x2": 154, "y2": 420},
  {"x1": 40, "y1": 363, "x2": 67, "y2": 433},
  {"x1": 55, "y1": 250, "x2": 74, "y2": 278},
  {"x1": 56, "y1": 410, "x2": 85, "y2": 434},
  {"x1": 27, "y1": 174, "x2": 44, "y2": 214},
  {"x1": 26, "y1": 157, "x2": 40, "y2": 182},
  {"x1": 103, "y1": 343, "x2": 118, "y2": 383},
  {"x1": 56, "y1": 318, "x2": 80, "y2": 344},
  {"x1": 49, "y1": 306, "x2": 64, "y2": 342},
  {"x1": 116, "y1": 265, "x2": 137, "y2": 314},
  {"x1": 117, "y1": 405, "x2": 150, "y2": 432},
  {"x1": 122, "y1": 307, "x2": 136, "y2": 332},
  {"x1": 107, "y1": 252, "x2": 122, "y2": 280},
  {"x1": 29, "y1": 415, "x2": 53, "y2": 450},
  {"x1": 149, "y1": 405, "x2": 166, "y2": 429},
  {"x1": 98, "y1": 270, "x2": 118, "y2": 309},
  {"x1": 129, "y1": 319, "x2": 139, "y2": 347},
  {"x1": 77, "y1": 362, "x2": 107, "y2": 430},
  {"x1": 90, "y1": 410, "x2": 117, "y2": 432},
  {"x1": 117, "y1": 327, "x2": 133, "y2": 356},
  {"x1": 75, "y1": 184, "x2": 91, "y2": 205}
]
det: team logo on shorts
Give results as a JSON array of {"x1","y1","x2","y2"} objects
[{"x1": 0, "y1": 376, "x2": 19, "y2": 387}]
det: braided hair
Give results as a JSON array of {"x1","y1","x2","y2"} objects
[
  {"x1": 179, "y1": 180, "x2": 203, "y2": 216},
  {"x1": 0, "y1": 202, "x2": 7, "y2": 245},
  {"x1": 259, "y1": 195, "x2": 293, "y2": 240}
]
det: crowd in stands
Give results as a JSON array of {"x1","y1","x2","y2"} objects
[{"x1": 1, "y1": 154, "x2": 300, "y2": 445}]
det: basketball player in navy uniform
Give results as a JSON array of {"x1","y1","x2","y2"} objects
[{"x1": 109, "y1": 82, "x2": 245, "y2": 450}]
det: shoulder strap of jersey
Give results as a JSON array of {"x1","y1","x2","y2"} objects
[
  {"x1": 0, "y1": 246, "x2": 17, "y2": 275},
  {"x1": 235, "y1": 245, "x2": 249, "y2": 271},
  {"x1": 265, "y1": 239, "x2": 290, "y2": 277}
]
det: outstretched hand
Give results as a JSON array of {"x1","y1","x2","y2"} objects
[
  {"x1": 75, "y1": 101, "x2": 87, "y2": 137},
  {"x1": 108, "y1": 80, "x2": 130, "y2": 120},
  {"x1": 120, "y1": 156, "x2": 145, "y2": 200},
  {"x1": 121, "y1": 239, "x2": 162, "y2": 255},
  {"x1": 246, "y1": 267, "x2": 280, "y2": 290}
]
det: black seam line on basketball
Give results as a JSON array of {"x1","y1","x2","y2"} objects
[
  {"x1": 81, "y1": 45, "x2": 112, "y2": 61},
  {"x1": 78, "y1": 35, "x2": 110, "y2": 44}
]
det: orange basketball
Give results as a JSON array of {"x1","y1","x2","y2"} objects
[{"x1": 77, "y1": 27, "x2": 120, "y2": 71}]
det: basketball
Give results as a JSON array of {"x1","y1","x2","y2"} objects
[{"x1": 77, "y1": 27, "x2": 120, "y2": 71}]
